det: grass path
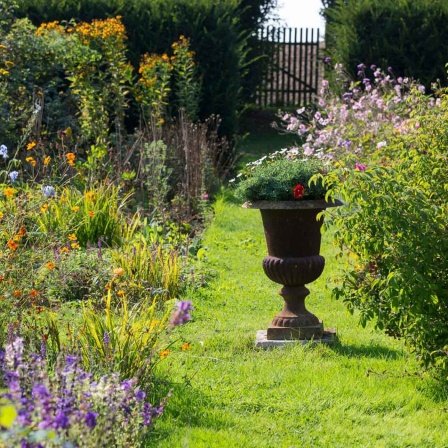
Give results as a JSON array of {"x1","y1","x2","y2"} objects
[{"x1": 151, "y1": 197, "x2": 448, "y2": 448}]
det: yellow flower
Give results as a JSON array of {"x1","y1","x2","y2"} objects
[
  {"x1": 113, "y1": 267, "x2": 125, "y2": 277},
  {"x1": 27, "y1": 141, "x2": 36, "y2": 151},
  {"x1": 40, "y1": 204, "x2": 49, "y2": 213},
  {"x1": 159, "y1": 349, "x2": 170, "y2": 359},
  {"x1": 60, "y1": 247, "x2": 70, "y2": 253},
  {"x1": 117, "y1": 290, "x2": 125, "y2": 296},
  {"x1": 68, "y1": 233, "x2": 77, "y2": 241},
  {"x1": 70, "y1": 242, "x2": 80, "y2": 250},
  {"x1": 85, "y1": 191, "x2": 95, "y2": 200},
  {"x1": 4, "y1": 188, "x2": 15, "y2": 197},
  {"x1": 0, "y1": 69, "x2": 9, "y2": 76},
  {"x1": 43, "y1": 156, "x2": 51, "y2": 165},
  {"x1": 46, "y1": 261, "x2": 55, "y2": 270},
  {"x1": 0, "y1": 211, "x2": 3, "y2": 219},
  {"x1": 71, "y1": 206, "x2": 80, "y2": 212}
]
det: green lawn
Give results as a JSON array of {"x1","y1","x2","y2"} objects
[{"x1": 150, "y1": 197, "x2": 448, "y2": 448}]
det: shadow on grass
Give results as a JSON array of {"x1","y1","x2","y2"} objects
[
  {"x1": 147, "y1": 380, "x2": 230, "y2": 446},
  {"x1": 330, "y1": 341, "x2": 405, "y2": 360}
]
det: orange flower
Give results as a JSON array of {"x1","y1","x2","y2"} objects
[
  {"x1": 18, "y1": 225, "x2": 26, "y2": 236},
  {"x1": 4, "y1": 188, "x2": 15, "y2": 197},
  {"x1": 0, "y1": 275, "x2": 4, "y2": 282},
  {"x1": 85, "y1": 191, "x2": 95, "y2": 200},
  {"x1": 113, "y1": 267, "x2": 125, "y2": 277},
  {"x1": 66, "y1": 153, "x2": 76, "y2": 167},
  {"x1": 27, "y1": 141, "x2": 36, "y2": 151},
  {"x1": 181, "y1": 342, "x2": 192, "y2": 351},
  {"x1": 88, "y1": 211, "x2": 95, "y2": 218},
  {"x1": 7, "y1": 240, "x2": 18, "y2": 251},
  {"x1": 60, "y1": 247, "x2": 70, "y2": 253},
  {"x1": 40, "y1": 203, "x2": 49, "y2": 213},
  {"x1": 46, "y1": 261, "x2": 55, "y2": 270},
  {"x1": 43, "y1": 156, "x2": 51, "y2": 165},
  {"x1": 71, "y1": 206, "x2": 80, "y2": 212},
  {"x1": 68, "y1": 233, "x2": 77, "y2": 241},
  {"x1": 0, "y1": 211, "x2": 3, "y2": 219},
  {"x1": 159, "y1": 349, "x2": 170, "y2": 359},
  {"x1": 29, "y1": 289, "x2": 39, "y2": 297},
  {"x1": 26, "y1": 157, "x2": 37, "y2": 167},
  {"x1": 13, "y1": 290, "x2": 21, "y2": 298}
]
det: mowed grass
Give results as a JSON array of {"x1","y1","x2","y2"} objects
[{"x1": 149, "y1": 197, "x2": 448, "y2": 448}]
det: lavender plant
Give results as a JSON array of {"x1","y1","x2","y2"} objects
[{"x1": 0, "y1": 335, "x2": 166, "y2": 447}]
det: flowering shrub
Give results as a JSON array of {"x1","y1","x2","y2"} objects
[
  {"x1": 279, "y1": 60, "x2": 448, "y2": 374},
  {"x1": 281, "y1": 62, "x2": 431, "y2": 164},
  {"x1": 0, "y1": 336, "x2": 166, "y2": 447}
]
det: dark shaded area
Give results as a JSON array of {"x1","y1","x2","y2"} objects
[{"x1": 323, "y1": 0, "x2": 448, "y2": 88}]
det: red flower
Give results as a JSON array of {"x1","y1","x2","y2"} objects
[{"x1": 293, "y1": 183, "x2": 305, "y2": 199}]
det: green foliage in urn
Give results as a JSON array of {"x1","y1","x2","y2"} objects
[{"x1": 233, "y1": 155, "x2": 329, "y2": 202}]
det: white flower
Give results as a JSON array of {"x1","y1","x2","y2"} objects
[
  {"x1": 0, "y1": 144, "x2": 8, "y2": 159},
  {"x1": 42, "y1": 185, "x2": 56, "y2": 198},
  {"x1": 9, "y1": 171, "x2": 19, "y2": 182}
]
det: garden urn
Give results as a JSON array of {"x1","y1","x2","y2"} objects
[{"x1": 244, "y1": 199, "x2": 341, "y2": 341}]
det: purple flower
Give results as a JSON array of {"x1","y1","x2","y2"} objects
[
  {"x1": 324, "y1": 56, "x2": 331, "y2": 64},
  {"x1": 54, "y1": 411, "x2": 70, "y2": 429},
  {"x1": 41, "y1": 185, "x2": 56, "y2": 198},
  {"x1": 135, "y1": 389, "x2": 146, "y2": 401},
  {"x1": 40, "y1": 338, "x2": 47, "y2": 358},
  {"x1": 9, "y1": 171, "x2": 19, "y2": 182},
  {"x1": 0, "y1": 144, "x2": 8, "y2": 159},
  {"x1": 103, "y1": 331, "x2": 110, "y2": 348},
  {"x1": 355, "y1": 163, "x2": 366, "y2": 171},
  {"x1": 170, "y1": 301, "x2": 194, "y2": 328},
  {"x1": 84, "y1": 411, "x2": 98, "y2": 430}
]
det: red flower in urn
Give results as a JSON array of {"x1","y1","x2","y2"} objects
[{"x1": 293, "y1": 183, "x2": 305, "y2": 199}]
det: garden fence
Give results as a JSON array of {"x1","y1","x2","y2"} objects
[{"x1": 256, "y1": 27, "x2": 324, "y2": 107}]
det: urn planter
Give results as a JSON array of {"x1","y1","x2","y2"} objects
[{"x1": 243, "y1": 199, "x2": 342, "y2": 342}]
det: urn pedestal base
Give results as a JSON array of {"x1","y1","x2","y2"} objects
[
  {"x1": 267, "y1": 322, "x2": 324, "y2": 340},
  {"x1": 255, "y1": 329, "x2": 337, "y2": 349}
]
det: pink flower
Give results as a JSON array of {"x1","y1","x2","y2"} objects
[{"x1": 355, "y1": 163, "x2": 366, "y2": 171}]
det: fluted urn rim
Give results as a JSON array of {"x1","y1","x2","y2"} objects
[{"x1": 242, "y1": 199, "x2": 343, "y2": 210}]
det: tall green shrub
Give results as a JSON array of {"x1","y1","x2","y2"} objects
[{"x1": 324, "y1": 0, "x2": 448, "y2": 87}]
